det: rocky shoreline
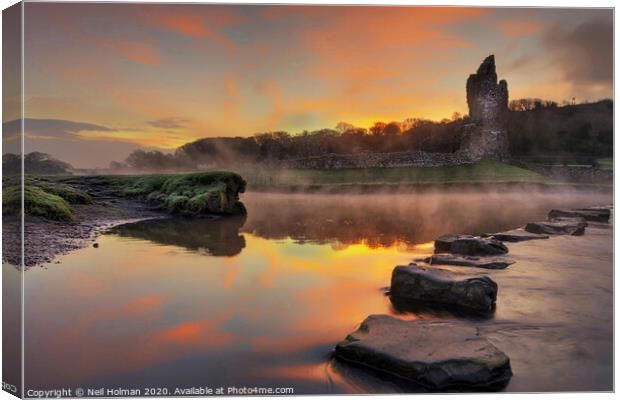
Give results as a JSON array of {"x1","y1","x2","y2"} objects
[
  {"x1": 332, "y1": 205, "x2": 612, "y2": 390},
  {"x1": 2, "y1": 194, "x2": 167, "y2": 268},
  {"x1": 3, "y1": 172, "x2": 247, "y2": 268}
]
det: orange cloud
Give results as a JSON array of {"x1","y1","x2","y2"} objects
[
  {"x1": 496, "y1": 19, "x2": 543, "y2": 38},
  {"x1": 101, "y1": 40, "x2": 164, "y2": 65},
  {"x1": 141, "y1": 6, "x2": 246, "y2": 51}
]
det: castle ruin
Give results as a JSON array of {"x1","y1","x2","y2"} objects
[{"x1": 460, "y1": 55, "x2": 510, "y2": 160}]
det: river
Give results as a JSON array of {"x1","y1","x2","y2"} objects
[{"x1": 6, "y1": 187, "x2": 613, "y2": 393}]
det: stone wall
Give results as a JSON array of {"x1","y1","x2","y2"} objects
[
  {"x1": 266, "y1": 151, "x2": 474, "y2": 169},
  {"x1": 509, "y1": 160, "x2": 613, "y2": 184}
]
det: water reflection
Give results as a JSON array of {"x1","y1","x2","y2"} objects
[
  {"x1": 108, "y1": 215, "x2": 247, "y2": 257},
  {"x1": 241, "y1": 190, "x2": 611, "y2": 247},
  {"x1": 21, "y1": 189, "x2": 613, "y2": 393},
  {"x1": 23, "y1": 235, "x2": 424, "y2": 391}
]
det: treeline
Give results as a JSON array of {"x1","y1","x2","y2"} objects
[
  {"x1": 3, "y1": 152, "x2": 73, "y2": 175},
  {"x1": 112, "y1": 99, "x2": 612, "y2": 171},
  {"x1": 507, "y1": 99, "x2": 613, "y2": 157},
  {"x1": 114, "y1": 117, "x2": 465, "y2": 171}
]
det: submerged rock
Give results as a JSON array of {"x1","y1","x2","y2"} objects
[
  {"x1": 334, "y1": 315, "x2": 512, "y2": 389},
  {"x1": 425, "y1": 254, "x2": 514, "y2": 269},
  {"x1": 548, "y1": 216, "x2": 588, "y2": 227},
  {"x1": 525, "y1": 221, "x2": 585, "y2": 236},
  {"x1": 390, "y1": 265, "x2": 497, "y2": 311},
  {"x1": 490, "y1": 229, "x2": 549, "y2": 242},
  {"x1": 435, "y1": 234, "x2": 508, "y2": 255},
  {"x1": 548, "y1": 208, "x2": 610, "y2": 223}
]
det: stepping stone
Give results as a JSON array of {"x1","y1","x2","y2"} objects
[
  {"x1": 390, "y1": 264, "x2": 497, "y2": 311},
  {"x1": 547, "y1": 216, "x2": 588, "y2": 227},
  {"x1": 425, "y1": 254, "x2": 514, "y2": 269},
  {"x1": 334, "y1": 315, "x2": 513, "y2": 389},
  {"x1": 548, "y1": 208, "x2": 610, "y2": 223},
  {"x1": 490, "y1": 228, "x2": 548, "y2": 242},
  {"x1": 525, "y1": 221, "x2": 585, "y2": 236},
  {"x1": 435, "y1": 234, "x2": 508, "y2": 255}
]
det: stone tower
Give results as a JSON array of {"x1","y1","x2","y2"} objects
[{"x1": 461, "y1": 55, "x2": 510, "y2": 160}]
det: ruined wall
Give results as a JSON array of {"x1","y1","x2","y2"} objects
[
  {"x1": 460, "y1": 55, "x2": 510, "y2": 160},
  {"x1": 265, "y1": 151, "x2": 473, "y2": 169},
  {"x1": 509, "y1": 160, "x2": 613, "y2": 184}
]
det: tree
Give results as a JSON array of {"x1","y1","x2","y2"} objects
[
  {"x1": 109, "y1": 161, "x2": 127, "y2": 170},
  {"x1": 125, "y1": 150, "x2": 180, "y2": 171},
  {"x1": 369, "y1": 122, "x2": 386, "y2": 136},
  {"x1": 335, "y1": 122, "x2": 355, "y2": 133},
  {"x1": 24, "y1": 152, "x2": 72, "y2": 174},
  {"x1": 382, "y1": 122, "x2": 402, "y2": 136}
]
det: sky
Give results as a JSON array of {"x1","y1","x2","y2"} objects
[{"x1": 2, "y1": 4, "x2": 614, "y2": 168}]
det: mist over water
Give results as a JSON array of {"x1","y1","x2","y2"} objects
[
  {"x1": 242, "y1": 187, "x2": 612, "y2": 247},
  {"x1": 15, "y1": 187, "x2": 613, "y2": 393}
]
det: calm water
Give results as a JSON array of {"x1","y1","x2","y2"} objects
[{"x1": 10, "y1": 188, "x2": 613, "y2": 393}]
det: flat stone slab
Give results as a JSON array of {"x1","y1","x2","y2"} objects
[
  {"x1": 425, "y1": 254, "x2": 514, "y2": 269},
  {"x1": 490, "y1": 229, "x2": 548, "y2": 242},
  {"x1": 548, "y1": 216, "x2": 588, "y2": 227},
  {"x1": 334, "y1": 315, "x2": 513, "y2": 389},
  {"x1": 548, "y1": 208, "x2": 610, "y2": 223},
  {"x1": 435, "y1": 234, "x2": 508, "y2": 255},
  {"x1": 390, "y1": 264, "x2": 497, "y2": 311},
  {"x1": 525, "y1": 221, "x2": 585, "y2": 236}
]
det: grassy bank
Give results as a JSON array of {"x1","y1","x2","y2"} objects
[
  {"x1": 113, "y1": 172, "x2": 246, "y2": 214},
  {"x1": 2, "y1": 176, "x2": 92, "y2": 221},
  {"x1": 2, "y1": 171, "x2": 246, "y2": 222},
  {"x1": 237, "y1": 160, "x2": 551, "y2": 190}
]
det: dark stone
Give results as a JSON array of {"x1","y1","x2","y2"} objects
[
  {"x1": 389, "y1": 295, "x2": 495, "y2": 320},
  {"x1": 525, "y1": 221, "x2": 585, "y2": 236},
  {"x1": 490, "y1": 229, "x2": 549, "y2": 242},
  {"x1": 435, "y1": 234, "x2": 508, "y2": 255},
  {"x1": 548, "y1": 208, "x2": 610, "y2": 223},
  {"x1": 390, "y1": 264, "x2": 498, "y2": 311},
  {"x1": 92, "y1": 243, "x2": 99, "y2": 248},
  {"x1": 547, "y1": 216, "x2": 588, "y2": 229},
  {"x1": 461, "y1": 55, "x2": 509, "y2": 160},
  {"x1": 425, "y1": 254, "x2": 514, "y2": 269},
  {"x1": 334, "y1": 315, "x2": 513, "y2": 389}
]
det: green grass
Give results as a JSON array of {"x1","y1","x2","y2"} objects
[
  {"x1": 3, "y1": 176, "x2": 93, "y2": 221},
  {"x1": 25, "y1": 177, "x2": 92, "y2": 205},
  {"x1": 597, "y1": 158, "x2": 613, "y2": 171},
  {"x1": 4, "y1": 171, "x2": 247, "y2": 221},
  {"x1": 238, "y1": 160, "x2": 550, "y2": 189},
  {"x1": 54, "y1": 171, "x2": 247, "y2": 215},
  {"x1": 2, "y1": 183, "x2": 84, "y2": 221},
  {"x1": 117, "y1": 172, "x2": 246, "y2": 214}
]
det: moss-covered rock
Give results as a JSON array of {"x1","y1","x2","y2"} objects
[
  {"x1": 120, "y1": 172, "x2": 246, "y2": 215},
  {"x1": 3, "y1": 185, "x2": 74, "y2": 221},
  {"x1": 3, "y1": 177, "x2": 93, "y2": 221},
  {"x1": 28, "y1": 178, "x2": 92, "y2": 205},
  {"x1": 3, "y1": 171, "x2": 246, "y2": 221}
]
